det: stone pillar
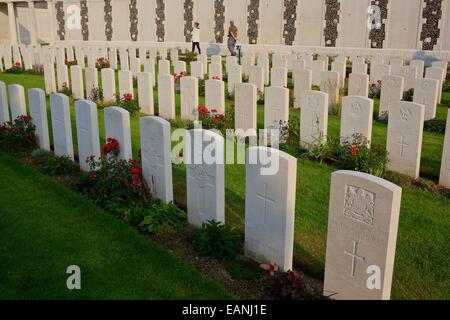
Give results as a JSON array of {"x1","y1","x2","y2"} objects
[
  {"x1": 28, "y1": 0, "x2": 38, "y2": 45},
  {"x1": 7, "y1": 0, "x2": 18, "y2": 45}
]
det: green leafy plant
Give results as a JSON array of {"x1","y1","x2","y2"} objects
[
  {"x1": 0, "y1": 115, "x2": 37, "y2": 154},
  {"x1": 443, "y1": 81, "x2": 450, "y2": 92},
  {"x1": 117, "y1": 93, "x2": 140, "y2": 116},
  {"x1": 139, "y1": 201, "x2": 187, "y2": 234},
  {"x1": 42, "y1": 155, "x2": 78, "y2": 176},
  {"x1": 4, "y1": 61, "x2": 25, "y2": 74},
  {"x1": 403, "y1": 88, "x2": 414, "y2": 102},
  {"x1": 369, "y1": 80, "x2": 382, "y2": 99},
  {"x1": 196, "y1": 220, "x2": 240, "y2": 260},
  {"x1": 424, "y1": 119, "x2": 446, "y2": 134},
  {"x1": 199, "y1": 79, "x2": 206, "y2": 97}
]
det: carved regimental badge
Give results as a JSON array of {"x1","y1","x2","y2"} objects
[{"x1": 344, "y1": 185, "x2": 376, "y2": 225}]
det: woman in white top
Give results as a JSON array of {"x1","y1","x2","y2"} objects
[{"x1": 191, "y1": 22, "x2": 201, "y2": 54}]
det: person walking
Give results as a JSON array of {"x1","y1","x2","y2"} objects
[
  {"x1": 227, "y1": 21, "x2": 238, "y2": 56},
  {"x1": 191, "y1": 22, "x2": 201, "y2": 54}
]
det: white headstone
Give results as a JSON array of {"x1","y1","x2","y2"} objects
[
  {"x1": 293, "y1": 69, "x2": 312, "y2": 109},
  {"x1": 264, "y1": 86, "x2": 289, "y2": 130},
  {"x1": 101, "y1": 68, "x2": 116, "y2": 102},
  {"x1": 271, "y1": 67, "x2": 288, "y2": 87},
  {"x1": 173, "y1": 60, "x2": 186, "y2": 74},
  {"x1": 386, "y1": 101, "x2": 425, "y2": 178},
  {"x1": 140, "y1": 116, "x2": 174, "y2": 203},
  {"x1": 0, "y1": 81, "x2": 10, "y2": 123},
  {"x1": 352, "y1": 62, "x2": 367, "y2": 75},
  {"x1": 413, "y1": 78, "x2": 439, "y2": 120},
  {"x1": 300, "y1": 90, "x2": 328, "y2": 147},
  {"x1": 410, "y1": 60, "x2": 425, "y2": 78},
  {"x1": 50, "y1": 93, "x2": 74, "y2": 160},
  {"x1": 439, "y1": 110, "x2": 450, "y2": 188},
  {"x1": 245, "y1": 146, "x2": 297, "y2": 272},
  {"x1": 143, "y1": 58, "x2": 156, "y2": 86},
  {"x1": 391, "y1": 65, "x2": 418, "y2": 90},
  {"x1": 348, "y1": 73, "x2": 369, "y2": 97},
  {"x1": 321, "y1": 71, "x2": 339, "y2": 111},
  {"x1": 379, "y1": 75, "x2": 404, "y2": 115},
  {"x1": 186, "y1": 129, "x2": 225, "y2": 227},
  {"x1": 118, "y1": 70, "x2": 134, "y2": 98},
  {"x1": 324, "y1": 171, "x2": 402, "y2": 300},
  {"x1": 228, "y1": 64, "x2": 242, "y2": 95},
  {"x1": 157, "y1": 74, "x2": 176, "y2": 119},
  {"x1": 331, "y1": 61, "x2": 346, "y2": 89},
  {"x1": 119, "y1": 48, "x2": 129, "y2": 70},
  {"x1": 130, "y1": 56, "x2": 141, "y2": 78},
  {"x1": 75, "y1": 100, "x2": 100, "y2": 171},
  {"x1": 205, "y1": 79, "x2": 225, "y2": 114},
  {"x1": 191, "y1": 61, "x2": 204, "y2": 80},
  {"x1": 44, "y1": 63, "x2": 57, "y2": 95},
  {"x1": 8, "y1": 84, "x2": 27, "y2": 120},
  {"x1": 248, "y1": 66, "x2": 264, "y2": 93},
  {"x1": 180, "y1": 76, "x2": 199, "y2": 121},
  {"x1": 70, "y1": 65, "x2": 84, "y2": 100},
  {"x1": 235, "y1": 83, "x2": 257, "y2": 133},
  {"x1": 158, "y1": 59, "x2": 170, "y2": 75},
  {"x1": 370, "y1": 64, "x2": 391, "y2": 84},
  {"x1": 341, "y1": 96, "x2": 374, "y2": 144},
  {"x1": 138, "y1": 72, "x2": 154, "y2": 115},
  {"x1": 209, "y1": 63, "x2": 223, "y2": 80},
  {"x1": 85, "y1": 67, "x2": 99, "y2": 98},
  {"x1": 104, "y1": 107, "x2": 132, "y2": 160},
  {"x1": 425, "y1": 67, "x2": 445, "y2": 103},
  {"x1": 311, "y1": 60, "x2": 326, "y2": 86},
  {"x1": 29, "y1": 88, "x2": 50, "y2": 151}
]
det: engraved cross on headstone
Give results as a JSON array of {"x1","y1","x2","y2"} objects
[
  {"x1": 396, "y1": 136, "x2": 409, "y2": 157},
  {"x1": 256, "y1": 183, "x2": 276, "y2": 226},
  {"x1": 344, "y1": 241, "x2": 366, "y2": 278}
]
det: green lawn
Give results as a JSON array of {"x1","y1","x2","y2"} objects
[
  {"x1": 0, "y1": 152, "x2": 232, "y2": 299},
  {"x1": 0, "y1": 71, "x2": 449, "y2": 300}
]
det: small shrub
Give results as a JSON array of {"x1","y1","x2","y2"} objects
[
  {"x1": 424, "y1": 119, "x2": 446, "y2": 134},
  {"x1": 199, "y1": 79, "x2": 206, "y2": 97},
  {"x1": 139, "y1": 201, "x2": 187, "y2": 234},
  {"x1": 42, "y1": 155, "x2": 78, "y2": 176},
  {"x1": 5, "y1": 61, "x2": 25, "y2": 74},
  {"x1": 443, "y1": 82, "x2": 450, "y2": 93},
  {"x1": 257, "y1": 90, "x2": 264, "y2": 105},
  {"x1": 89, "y1": 87, "x2": 103, "y2": 102},
  {"x1": 31, "y1": 149, "x2": 52, "y2": 159},
  {"x1": 403, "y1": 88, "x2": 414, "y2": 102},
  {"x1": 369, "y1": 81, "x2": 382, "y2": 99},
  {"x1": 270, "y1": 270, "x2": 322, "y2": 300},
  {"x1": 197, "y1": 106, "x2": 227, "y2": 131},
  {"x1": 196, "y1": 220, "x2": 240, "y2": 260},
  {"x1": 95, "y1": 57, "x2": 110, "y2": 69},
  {"x1": 117, "y1": 93, "x2": 140, "y2": 116},
  {"x1": 0, "y1": 115, "x2": 37, "y2": 154}
]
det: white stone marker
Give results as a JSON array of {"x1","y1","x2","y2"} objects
[
  {"x1": 413, "y1": 78, "x2": 439, "y2": 120},
  {"x1": 85, "y1": 67, "x2": 99, "y2": 98},
  {"x1": 104, "y1": 107, "x2": 132, "y2": 160},
  {"x1": 248, "y1": 66, "x2": 264, "y2": 93},
  {"x1": 198, "y1": 53, "x2": 208, "y2": 75},
  {"x1": 158, "y1": 59, "x2": 170, "y2": 75},
  {"x1": 190, "y1": 61, "x2": 204, "y2": 80},
  {"x1": 300, "y1": 90, "x2": 328, "y2": 147},
  {"x1": 44, "y1": 63, "x2": 57, "y2": 95},
  {"x1": 211, "y1": 55, "x2": 221, "y2": 65},
  {"x1": 348, "y1": 73, "x2": 369, "y2": 97},
  {"x1": 140, "y1": 116, "x2": 174, "y2": 203},
  {"x1": 209, "y1": 63, "x2": 223, "y2": 80},
  {"x1": 242, "y1": 55, "x2": 255, "y2": 76},
  {"x1": 8, "y1": 84, "x2": 27, "y2": 120},
  {"x1": 138, "y1": 72, "x2": 154, "y2": 115},
  {"x1": 273, "y1": 53, "x2": 287, "y2": 69},
  {"x1": 0, "y1": 81, "x2": 10, "y2": 123},
  {"x1": 181, "y1": 76, "x2": 199, "y2": 121},
  {"x1": 186, "y1": 129, "x2": 225, "y2": 227},
  {"x1": 244, "y1": 146, "x2": 297, "y2": 272},
  {"x1": 324, "y1": 170, "x2": 402, "y2": 300},
  {"x1": 130, "y1": 56, "x2": 141, "y2": 78},
  {"x1": 56, "y1": 62, "x2": 69, "y2": 91},
  {"x1": 331, "y1": 61, "x2": 346, "y2": 89},
  {"x1": 264, "y1": 86, "x2": 289, "y2": 131},
  {"x1": 157, "y1": 74, "x2": 176, "y2": 119},
  {"x1": 118, "y1": 70, "x2": 134, "y2": 98},
  {"x1": 235, "y1": 83, "x2": 257, "y2": 133},
  {"x1": 311, "y1": 60, "x2": 325, "y2": 86},
  {"x1": 50, "y1": 93, "x2": 74, "y2": 160},
  {"x1": 205, "y1": 79, "x2": 225, "y2": 114},
  {"x1": 271, "y1": 67, "x2": 288, "y2": 87},
  {"x1": 75, "y1": 100, "x2": 100, "y2": 171},
  {"x1": 101, "y1": 68, "x2": 116, "y2": 102},
  {"x1": 425, "y1": 67, "x2": 445, "y2": 103},
  {"x1": 386, "y1": 101, "x2": 425, "y2": 178},
  {"x1": 352, "y1": 62, "x2": 367, "y2": 75},
  {"x1": 293, "y1": 69, "x2": 312, "y2": 109},
  {"x1": 391, "y1": 65, "x2": 418, "y2": 90},
  {"x1": 70, "y1": 65, "x2": 84, "y2": 100},
  {"x1": 173, "y1": 60, "x2": 186, "y2": 74},
  {"x1": 119, "y1": 48, "x2": 129, "y2": 70},
  {"x1": 29, "y1": 88, "x2": 50, "y2": 151},
  {"x1": 144, "y1": 58, "x2": 156, "y2": 86},
  {"x1": 340, "y1": 96, "x2": 374, "y2": 144},
  {"x1": 321, "y1": 71, "x2": 339, "y2": 111},
  {"x1": 411, "y1": 60, "x2": 425, "y2": 78},
  {"x1": 226, "y1": 55, "x2": 237, "y2": 75},
  {"x1": 228, "y1": 64, "x2": 242, "y2": 95},
  {"x1": 257, "y1": 53, "x2": 270, "y2": 85},
  {"x1": 370, "y1": 64, "x2": 391, "y2": 84},
  {"x1": 439, "y1": 110, "x2": 450, "y2": 188},
  {"x1": 390, "y1": 58, "x2": 403, "y2": 67},
  {"x1": 379, "y1": 75, "x2": 404, "y2": 115},
  {"x1": 109, "y1": 47, "x2": 117, "y2": 69}
]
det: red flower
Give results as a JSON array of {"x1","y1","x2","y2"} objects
[
  {"x1": 212, "y1": 119, "x2": 219, "y2": 125},
  {"x1": 212, "y1": 76, "x2": 221, "y2": 81},
  {"x1": 103, "y1": 137, "x2": 120, "y2": 154},
  {"x1": 211, "y1": 109, "x2": 217, "y2": 113},
  {"x1": 349, "y1": 146, "x2": 359, "y2": 156},
  {"x1": 15, "y1": 61, "x2": 21, "y2": 66}
]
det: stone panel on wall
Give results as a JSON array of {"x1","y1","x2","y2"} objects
[
  {"x1": 386, "y1": 0, "x2": 422, "y2": 49},
  {"x1": 296, "y1": 0, "x2": 325, "y2": 46},
  {"x1": 324, "y1": 0, "x2": 340, "y2": 47},
  {"x1": 129, "y1": 0, "x2": 138, "y2": 41},
  {"x1": 80, "y1": 0, "x2": 89, "y2": 41},
  {"x1": 283, "y1": 0, "x2": 298, "y2": 45},
  {"x1": 214, "y1": 0, "x2": 226, "y2": 43},
  {"x1": 105, "y1": 0, "x2": 113, "y2": 41},
  {"x1": 247, "y1": 0, "x2": 260, "y2": 44},
  {"x1": 369, "y1": 0, "x2": 388, "y2": 49},
  {"x1": 420, "y1": 0, "x2": 443, "y2": 50},
  {"x1": 55, "y1": 1, "x2": 65, "y2": 41},
  {"x1": 184, "y1": 0, "x2": 194, "y2": 42},
  {"x1": 156, "y1": 0, "x2": 165, "y2": 42}
]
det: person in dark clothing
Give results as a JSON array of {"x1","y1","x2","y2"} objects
[{"x1": 227, "y1": 21, "x2": 238, "y2": 56}]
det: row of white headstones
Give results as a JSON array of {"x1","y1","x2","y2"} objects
[
  {"x1": 33, "y1": 48, "x2": 450, "y2": 187},
  {"x1": 0, "y1": 79, "x2": 412, "y2": 300}
]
